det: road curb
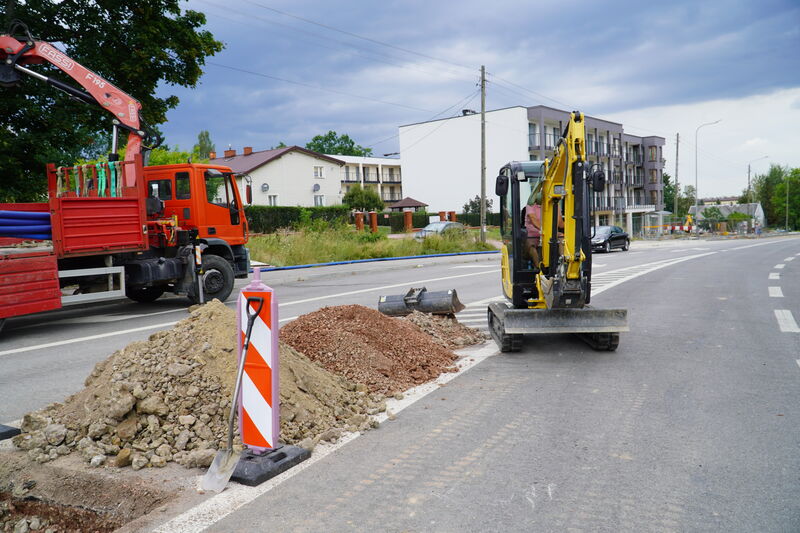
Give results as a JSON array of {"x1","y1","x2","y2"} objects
[{"x1": 251, "y1": 250, "x2": 500, "y2": 272}]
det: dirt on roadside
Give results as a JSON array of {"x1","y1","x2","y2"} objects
[
  {"x1": 280, "y1": 305, "x2": 466, "y2": 394},
  {"x1": 11, "y1": 300, "x2": 384, "y2": 473}
]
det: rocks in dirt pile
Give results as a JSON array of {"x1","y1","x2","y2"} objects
[
  {"x1": 401, "y1": 311, "x2": 487, "y2": 349},
  {"x1": 280, "y1": 305, "x2": 462, "y2": 394},
  {"x1": 12, "y1": 300, "x2": 384, "y2": 469}
]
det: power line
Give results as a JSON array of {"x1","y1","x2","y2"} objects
[
  {"x1": 241, "y1": 0, "x2": 476, "y2": 73},
  {"x1": 364, "y1": 89, "x2": 481, "y2": 148},
  {"x1": 399, "y1": 92, "x2": 481, "y2": 155},
  {"x1": 197, "y1": 0, "x2": 475, "y2": 85},
  {"x1": 207, "y1": 62, "x2": 432, "y2": 113}
]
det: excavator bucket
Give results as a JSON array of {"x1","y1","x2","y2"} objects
[
  {"x1": 488, "y1": 302, "x2": 628, "y2": 352},
  {"x1": 378, "y1": 287, "x2": 465, "y2": 317}
]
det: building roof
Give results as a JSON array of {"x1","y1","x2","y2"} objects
[
  {"x1": 390, "y1": 196, "x2": 428, "y2": 208},
  {"x1": 330, "y1": 154, "x2": 402, "y2": 165},
  {"x1": 210, "y1": 146, "x2": 344, "y2": 174},
  {"x1": 689, "y1": 203, "x2": 762, "y2": 218}
]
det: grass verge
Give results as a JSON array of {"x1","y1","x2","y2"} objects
[{"x1": 249, "y1": 227, "x2": 497, "y2": 266}]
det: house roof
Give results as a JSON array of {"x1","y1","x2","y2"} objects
[
  {"x1": 390, "y1": 196, "x2": 428, "y2": 208},
  {"x1": 210, "y1": 146, "x2": 344, "y2": 174}
]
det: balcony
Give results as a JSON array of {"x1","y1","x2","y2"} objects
[
  {"x1": 528, "y1": 133, "x2": 540, "y2": 150},
  {"x1": 362, "y1": 171, "x2": 380, "y2": 183},
  {"x1": 341, "y1": 176, "x2": 360, "y2": 183},
  {"x1": 382, "y1": 192, "x2": 402, "y2": 202},
  {"x1": 382, "y1": 173, "x2": 402, "y2": 183}
]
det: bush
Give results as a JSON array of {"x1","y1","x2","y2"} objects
[
  {"x1": 456, "y1": 212, "x2": 501, "y2": 227},
  {"x1": 245, "y1": 205, "x2": 349, "y2": 233}
]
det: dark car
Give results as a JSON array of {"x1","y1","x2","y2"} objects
[
  {"x1": 591, "y1": 225, "x2": 629, "y2": 252},
  {"x1": 414, "y1": 221, "x2": 466, "y2": 240}
]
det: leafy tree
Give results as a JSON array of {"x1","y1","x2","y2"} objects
[
  {"x1": 769, "y1": 167, "x2": 800, "y2": 230},
  {"x1": 0, "y1": 2, "x2": 223, "y2": 201},
  {"x1": 306, "y1": 131, "x2": 372, "y2": 157},
  {"x1": 342, "y1": 184, "x2": 383, "y2": 211},
  {"x1": 700, "y1": 205, "x2": 724, "y2": 232},
  {"x1": 193, "y1": 131, "x2": 215, "y2": 159},
  {"x1": 270, "y1": 142, "x2": 287, "y2": 150},
  {"x1": 676, "y1": 185, "x2": 696, "y2": 218},
  {"x1": 753, "y1": 164, "x2": 790, "y2": 226},
  {"x1": 462, "y1": 195, "x2": 493, "y2": 214},
  {"x1": 662, "y1": 172, "x2": 676, "y2": 214}
]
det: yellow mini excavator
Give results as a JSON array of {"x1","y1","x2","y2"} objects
[{"x1": 487, "y1": 111, "x2": 628, "y2": 352}]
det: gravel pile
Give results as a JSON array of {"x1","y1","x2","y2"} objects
[
  {"x1": 12, "y1": 300, "x2": 384, "y2": 470},
  {"x1": 280, "y1": 305, "x2": 461, "y2": 394},
  {"x1": 402, "y1": 311, "x2": 487, "y2": 349}
]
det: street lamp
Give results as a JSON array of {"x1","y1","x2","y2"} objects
[
  {"x1": 747, "y1": 155, "x2": 768, "y2": 233},
  {"x1": 694, "y1": 119, "x2": 722, "y2": 237}
]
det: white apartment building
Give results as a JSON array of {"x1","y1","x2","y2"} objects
[
  {"x1": 399, "y1": 105, "x2": 666, "y2": 235},
  {"x1": 210, "y1": 146, "x2": 345, "y2": 207},
  {"x1": 331, "y1": 155, "x2": 403, "y2": 206}
]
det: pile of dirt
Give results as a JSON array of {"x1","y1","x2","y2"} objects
[
  {"x1": 280, "y1": 305, "x2": 461, "y2": 394},
  {"x1": 402, "y1": 311, "x2": 487, "y2": 348},
  {"x1": 1, "y1": 491, "x2": 120, "y2": 533},
  {"x1": 12, "y1": 300, "x2": 384, "y2": 470}
]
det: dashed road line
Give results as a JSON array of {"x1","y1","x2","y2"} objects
[
  {"x1": 774, "y1": 264, "x2": 786, "y2": 269},
  {"x1": 785, "y1": 257, "x2": 795, "y2": 262},
  {"x1": 769, "y1": 273, "x2": 781, "y2": 280},
  {"x1": 768, "y1": 287, "x2": 784, "y2": 298},
  {"x1": 775, "y1": 310, "x2": 800, "y2": 333}
]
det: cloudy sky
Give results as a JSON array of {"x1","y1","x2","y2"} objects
[{"x1": 160, "y1": 0, "x2": 800, "y2": 197}]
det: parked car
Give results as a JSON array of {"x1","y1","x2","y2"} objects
[
  {"x1": 591, "y1": 225, "x2": 629, "y2": 252},
  {"x1": 415, "y1": 221, "x2": 467, "y2": 240}
]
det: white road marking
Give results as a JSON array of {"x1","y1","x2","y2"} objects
[
  {"x1": 457, "y1": 318, "x2": 486, "y2": 324},
  {"x1": 0, "y1": 271, "x2": 497, "y2": 358},
  {"x1": 280, "y1": 270, "x2": 497, "y2": 307},
  {"x1": 450, "y1": 265, "x2": 500, "y2": 269},
  {"x1": 769, "y1": 287, "x2": 784, "y2": 298},
  {"x1": 769, "y1": 273, "x2": 781, "y2": 280},
  {"x1": 775, "y1": 310, "x2": 800, "y2": 333},
  {"x1": 592, "y1": 251, "x2": 717, "y2": 296},
  {"x1": 153, "y1": 342, "x2": 498, "y2": 533},
  {"x1": 775, "y1": 264, "x2": 785, "y2": 269},
  {"x1": 796, "y1": 359, "x2": 800, "y2": 370},
  {"x1": 785, "y1": 257, "x2": 794, "y2": 262}
]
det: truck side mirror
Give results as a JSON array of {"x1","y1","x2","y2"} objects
[
  {"x1": 246, "y1": 184, "x2": 252, "y2": 205},
  {"x1": 495, "y1": 175, "x2": 509, "y2": 196},
  {"x1": 590, "y1": 170, "x2": 605, "y2": 190}
]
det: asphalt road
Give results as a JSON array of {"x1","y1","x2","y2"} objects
[
  {"x1": 2, "y1": 237, "x2": 799, "y2": 532},
  {"x1": 206, "y1": 236, "x2": 799, "y2": 533}
]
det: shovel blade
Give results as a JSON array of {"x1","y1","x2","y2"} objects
[{"x1": 201, "y1": 449, "x2": 242, "y2": 492}]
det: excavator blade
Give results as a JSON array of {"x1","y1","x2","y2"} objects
[{"x1": 500, "y1": 306, "x2": 628, "y2": 334}]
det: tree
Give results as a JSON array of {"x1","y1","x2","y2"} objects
[
  {"x1": 701, "y1": 206, "x2": 724, "y2": 231},
  {"x1": 193, "y1": 131, "x2": 215, "y2": 159},
  {"x1": 306, "y1": 131, "x2": 372, "y2": 157},
  {"x1": 462, "y1": 195, "x2": 493, "y2": 214},
  {"x1": 342, "y1": 184, "x2": 383, "y2": 211},
  {"x1": 662, "y1": 172, "x2": 676, "y2": 215},
  {"x1": 676, "y1": 185, "x2": 696, "y2": 218},
  {"x1": 769, "y1": 167, "x2": 800, "y2": 230},
  {"x1": 0, "y1": 2, "x2": 223, "y2": 201},
  {"x1": 753, "y1": 164, "x2": 789, "y2": 226}
]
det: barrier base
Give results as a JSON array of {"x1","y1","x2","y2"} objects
[
  {"x1": 0, "y1": 424, "x2": 21, "y2": 441},
  {"x1": 231, "y1": 444, "x2": 311, "y2": 486}
]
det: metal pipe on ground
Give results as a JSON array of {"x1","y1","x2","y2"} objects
[{"x1": 378, "y1": 286, "x2": 465, "y2": 316}]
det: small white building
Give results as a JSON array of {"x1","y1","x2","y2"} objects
[
  {"x1": 210, "y1": 146, "x2": 344, "y2": 207},
  {"x1": 332, "y1": 154, "x2": 403, "y2": 207}
]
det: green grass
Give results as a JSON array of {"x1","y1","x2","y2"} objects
[{"x1": 248, "y1": 226, "x2": 497, "y2": 266}]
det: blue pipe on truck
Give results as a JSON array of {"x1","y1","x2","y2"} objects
[{"x1": 0, "y1": 210, "x2": 50, "y2": 221}]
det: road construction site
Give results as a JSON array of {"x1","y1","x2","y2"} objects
[{"x1": 2, "y1": 238, "x2": 800, "y2": 532}]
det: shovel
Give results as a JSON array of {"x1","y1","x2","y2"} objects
[{"x1": 201, "y1": 296, "x2": 264, "y2": 492}]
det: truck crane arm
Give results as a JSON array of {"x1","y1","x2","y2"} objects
[{"x1": 0, "y1": 20, "x2": 158, "y2": 167}]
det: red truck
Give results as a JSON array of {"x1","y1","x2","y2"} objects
[{"x1": 0, "y1": 22, "x2": 250, "y2": 331}]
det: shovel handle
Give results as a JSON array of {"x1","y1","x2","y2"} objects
[{"x1": 243, "y1": 296, "x2": 264, "y2": 350}]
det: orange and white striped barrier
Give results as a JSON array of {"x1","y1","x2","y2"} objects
[{"x1": 237, "y1": 268, "x2": 279, "y2": 452}]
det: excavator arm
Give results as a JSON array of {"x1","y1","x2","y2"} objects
[{"x1": 0, "y1": 21, "x2": 149, "y2": 181}]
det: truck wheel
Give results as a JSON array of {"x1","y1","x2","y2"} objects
[
  {"x1": 190, "y1": 255, "x2": 235, "y2": 304},
  {"x1": 126, "y1": 286, "x2": 165, "y2": 303}
]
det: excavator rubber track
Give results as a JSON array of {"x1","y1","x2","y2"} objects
[{"x1": 487, "y1": 302, "x2": 627, "y2": 352}]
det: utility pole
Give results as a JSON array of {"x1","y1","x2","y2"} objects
[
  {"x1": 674, "y1": 133, "x2": 679, "y2": 219},
  {"x1": 480, "y1": 65, "x2": 487, "y2": 244},
  {"x1": 786, "y1": 179, "x2": 790, "y2": 232}
]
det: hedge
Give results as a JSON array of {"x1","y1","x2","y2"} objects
[
  {"x1": 374, "y1": 211, "x2": 433, "y2": 232},
  {"x1": 455, "y1": 212, "x2": 502, "y2": 226},
  {"x1": 245, "y1": 205, "x2": 350, "y2": 233}
]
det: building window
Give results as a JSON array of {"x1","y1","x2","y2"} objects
[
  {"x1": 649, "y1": 169, "x2": 658, "y2": 184},
  {"x1": 649, "y1": 146, "x2": 657, "y2": 162},
  {"x1": 314, "y1": 195, "x2": 325, "y2": 206},
  {"x1": 344, "y1": 167, "x2": 350, "y2": 179},
  {"x1": 314, "y1": 166, "x2": 324, "y2": 178},
  {"x1": 268, "y1": 195, "x2": 278, "y2": 206}
]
